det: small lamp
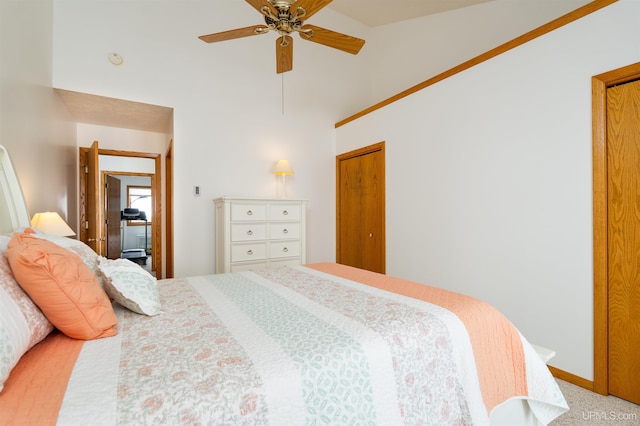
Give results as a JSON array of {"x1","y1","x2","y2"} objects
[
  {"x1": 273, "y1": 159, "x2": 294, "y2": 198},
  {"x1": 31, "y1": 212, "x2": 76, "y2": 237}
]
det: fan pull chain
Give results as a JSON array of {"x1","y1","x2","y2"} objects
[{"x1": 281, "y1": 72, "x2": 285, "y2": 115}]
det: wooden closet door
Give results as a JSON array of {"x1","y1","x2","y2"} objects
[
  {"x1": 607, "y1": 78, "x2": 640, "y2": 404},
  {"x1": 336, "y1": 142, "x2": 385, "y2": 274}
]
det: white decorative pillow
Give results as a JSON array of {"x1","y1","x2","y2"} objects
[
  {"x1": 29, "y1": 228, "x2": 105, "y2": 288},
  {"x1": 98, "y1": 258, "x2": 160, "y2": 316},
  {"x1": 0, "y1": 252, "x2": 54, "y2": 392},
  {"x1": 0, "y1": 234, "x2": 10, "y2": 252}
]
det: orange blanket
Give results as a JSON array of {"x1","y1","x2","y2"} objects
[
  {"x1": 306, "y1": 262, "x2": 527, "y2": 413},
  {"x1": 0, "y1": 331, "x2": 84, "y2": 426}
]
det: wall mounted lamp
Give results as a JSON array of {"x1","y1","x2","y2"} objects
[{"x1": 273, "y1": 159, "x2": 294, "y2": 198}]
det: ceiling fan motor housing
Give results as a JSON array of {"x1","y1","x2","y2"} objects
[
  {"x1": 269, "y1": 0, "x2": 296, "y2": 8},
  {"x1": 262, "y1": 0, "x2": 308, "y2": 35},
  {"x1": 264, "y1": 16, "x2": 305, "y2": 34}
]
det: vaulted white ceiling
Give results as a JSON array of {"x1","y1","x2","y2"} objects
[{"x1": 328, "y1": 0, "x2": 494, "y2": 27}]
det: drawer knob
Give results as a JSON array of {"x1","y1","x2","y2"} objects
[
  {"x1": 247, "y1": 249, "x2": 253, "y2": 255},
  {"x1": 282, "y1": 247, "x2": 289, "y2": 253},
  {"x1": 247, "y1": 230, "x2": 253, "y2": 236},
  {"x1": 282, "y1": 210, "x2": 288, "y2": 215},
  {"x1": 283, "y1": 228, "x2": 288, "y2": 234},
  {"x1": 246, "y1": 210, "x2": 253, "y2": 216}
]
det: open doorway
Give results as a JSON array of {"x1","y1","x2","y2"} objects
[
  {"x1": 79, "y1": 143, "x2": 164, "y2": 278},
  {"x1": 104, "y1": 172, "x2": 155, "y2": 275}
]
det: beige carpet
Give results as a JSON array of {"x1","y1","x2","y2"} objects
[{"x1": 551, "y1": 379, "x2": 640, "y2": 425}]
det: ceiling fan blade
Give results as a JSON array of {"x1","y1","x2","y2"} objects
[
  {"x1": 292, "y1": 0, "x2": 332, "y2": 20},
  {"x1": 276, "y1": 36, "x2": 293, "y2": 74},
  {"x1": 245, "y1": 0, "x2": 277, "y2": 16},
  {"x1": 298, "y1": 25, "x2": 365, "y2": 55},
  {"x1": 199, "y1": 25, "x2": 267, "y2": 43}
]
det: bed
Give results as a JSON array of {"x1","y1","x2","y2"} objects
[{"x1": 0, "y1": 144, "x2": 568, "y2": 425}]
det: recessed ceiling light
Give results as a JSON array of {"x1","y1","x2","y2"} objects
[{"x1": 108, "y1": 52, "x2": 123, "y2": 66}]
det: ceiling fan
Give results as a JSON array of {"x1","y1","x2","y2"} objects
[{"x1": 198, "y1": 0, "x2": 365, "y2": 74}]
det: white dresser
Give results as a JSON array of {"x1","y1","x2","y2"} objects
[{"x1": 214, "y1": 197, "x2": 307, "y2": 273}]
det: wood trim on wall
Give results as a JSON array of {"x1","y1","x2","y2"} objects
[
  {"x1": 592, "y1": 74, "x2": 608, "y2": 396},
  {"x1": 548, "y1": 366, "x2": 594, "y2": 391},
  {"x1": 592, "y1": 62, "x2": 640, "y2": 395},
  {"x1": 153, "y1": 152, "x2": 162, "y2": 279},
  {"x1": 165, "y1": 140, "x2": 174, "y2": 278},
  {"x1": 335, "y1": 0, "x2": 618, "y2": 128},
  {"x1": 79, "y1": 147, "x2": 88, "y2": 244}
]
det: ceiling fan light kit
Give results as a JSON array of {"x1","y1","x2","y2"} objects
[{"x1": 199, "y1": 0, "x2": 365, "y2": 74}]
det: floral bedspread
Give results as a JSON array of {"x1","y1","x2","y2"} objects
[{"x1": 55, "y1": 265, "x2": 567, "y2": 425}]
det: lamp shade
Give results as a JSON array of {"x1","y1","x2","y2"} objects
[
  {"x1": 31, "y1": 212, "x2": 76, "y2": 237},
  {"x1": 273, "y1": 159, "x2": 294, "y2": 175}
]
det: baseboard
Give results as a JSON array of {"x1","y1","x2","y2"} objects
[{"x1": 548, "y1": 365, "x2": 594, "y2": 391}]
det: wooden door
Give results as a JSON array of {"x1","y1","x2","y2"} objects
[
  {"x1": 606, "y1": 78, "x2": 640, "y2": 404},
  {"x1": 336, "y1": 142, "x2": 385, "y2": 273},
  {"x1": 105, "y1": 174, "x2": 122, "y2": 259},
  {"x1": 165, "y1": 141, "x2": 174, "y2": 278},
  {"x1": 86, "y1": 141, "x2": 104, "y2": 255}
]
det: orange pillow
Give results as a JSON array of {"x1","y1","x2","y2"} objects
[{"x1": 6, "y1": 231, "x2": 117, "y2": 340}]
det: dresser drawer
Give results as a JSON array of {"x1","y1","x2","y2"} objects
[
  {"x1": 231, "y1": 243, "x2": 267, "y2": 262},
  {"x1": 231, "y1": 203, "x2": 267, "y2": 221},
  {"x1": 269, "y1": 222, "x2": 300, "y2": 239},
  {"x1": 269, "y1": 204, "x2": 301, "y2": 221},
  {"x1": 269, "y1": 240, "x2": 300, "y2": 259},
  {"x1": 230, "y1": 262, "x2": 268, "y2": 272},
  {"x1": 231, "y1": 223, "x2": 267, "y2": 241},
  {"x1": 269, "y1": 258, "x2": 301, "y2": 269}
]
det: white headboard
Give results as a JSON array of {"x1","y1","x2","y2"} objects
[{"x1": 0, "y1": 144, "x2": 30, "y2": 234}]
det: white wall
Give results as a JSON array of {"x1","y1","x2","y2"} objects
[
  {"x1": 78, "y1": 124, "x2": 169, "y2": 158},
  {"x1": 336, "y1": 0, "x2": 640, "y2": 381},
  {"x1": 99, "y1": 155, "x2": 157, "y2": 175},
  {"x1": 0, "y1": 0, "x2": 77, "y2": 226}
]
